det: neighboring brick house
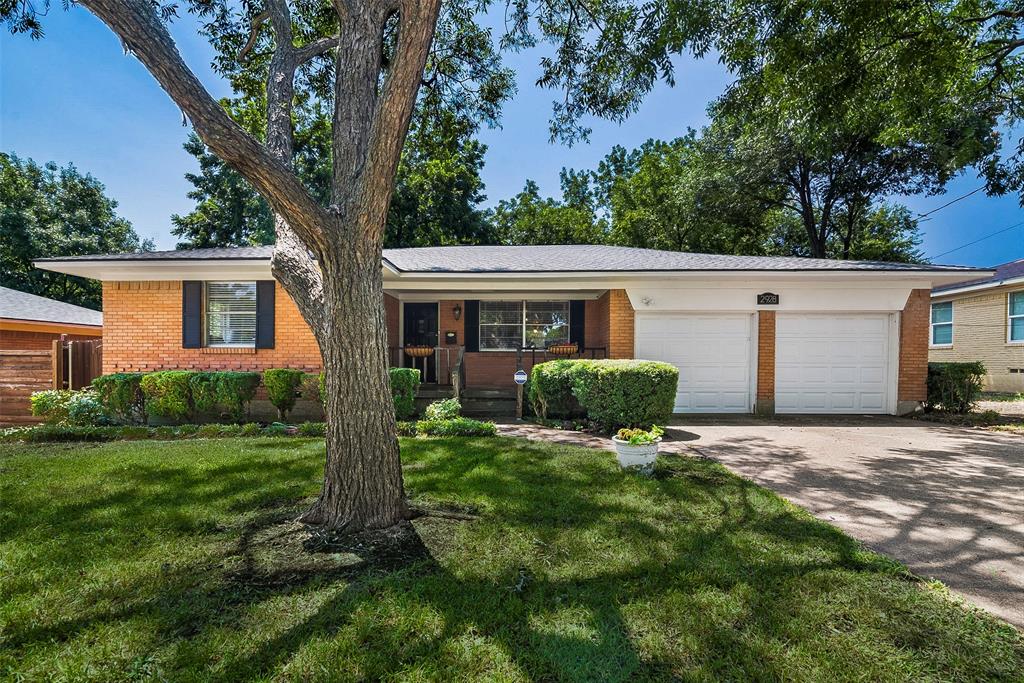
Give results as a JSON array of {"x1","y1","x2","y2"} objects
[
  {"x1": 36, "y1": 245, "x2": 989, "y2": 415},
  {"x1": 929, "y1": 258, "x2": 1024, "y2": 392}
]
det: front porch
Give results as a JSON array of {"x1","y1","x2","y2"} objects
[{"x1": 384, "y1": 293, "x2": 620, "y2": 408}]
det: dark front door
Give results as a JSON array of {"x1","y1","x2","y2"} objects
[{"x1": 403, "y1": 302, "x2": 438, "y2": 383}]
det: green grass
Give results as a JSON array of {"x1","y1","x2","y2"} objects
[{"x1": 1, "y1": 437, "x2": 1021, "y2": 681}]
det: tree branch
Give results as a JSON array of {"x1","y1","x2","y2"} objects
[
  {"x1": 237, "y1": 11, "x2": 269, "y2": 62},
  {"x1": 296, "y1": 35, "x2": 341, "y2": 64},
  {"x1": 80, "y1": 0, "x2": 331, "y2": 252}
]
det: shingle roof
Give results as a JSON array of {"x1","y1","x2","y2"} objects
[
  {"x1": 0, "y1": 287, "x2": 102, "y2": 326},
  {"x1": 932, "y1": 258, "x2": 1024, "y2": 293},
  {"x1": 36, "y1": 244, "x2": 983, "y2": 273}
]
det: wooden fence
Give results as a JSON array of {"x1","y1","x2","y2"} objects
[{"x1": 0, "y1": 339, "x2": 102, "y2": 425}]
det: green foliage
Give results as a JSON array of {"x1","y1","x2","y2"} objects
[
  {"x1": 91, "y1": 373, "x2": 145, "y2": 424},
  {"x1": 29, "y1": 390, "x2": 73, "y2": 424},
  {"x1": 424, "y1": 398, "x2": 460, "y2": 420},
  {"x1": 530, "y1": 359, "x2": 678, "y2": 431},
  {"x1": 926, "y1": 362, "x2": 987, "y2": 414},
  {"x1": 415, "y1": 417, "x2": 497, "y2": 437},
  {"x1": 491, "y1": 179, "x2": 606, "y2": 246},
  {"x1": 65, "y1": 391, "x2": 111, "y2": 426},
  {"x1": 389, "y1": 367, "x2": 421, "y2": 420},
  {"x1": 240, "y1": 422, "x2": 263, "y2": 437},
  {"x1": 188, "y1": 372, "x2": 261, "y2": 422},
  {"x1": 615, "y1": 425, "x2": 664, "y2": 445},
  {"x1": 263, "y1": 369, "x2": 306, "y2": 420},
  {"x1": 297, "y1": 422, "x2": 326, "y2": 437},
  {"x1": 0, "y1": 153, "x2": 152, "y2": 309},
  {"x1": 528, "y1": 360, "x2": 584, "y2": 419},
  {"x1": 139, "y1": 371, "x2": 194, "y2": 422},
  {"x1": 395, "y1": 421, "x2": 418, "y2": 437}
]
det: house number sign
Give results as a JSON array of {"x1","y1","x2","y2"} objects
[{"x1": 757, "y1": 292, "x2": 780, "y2": 305}]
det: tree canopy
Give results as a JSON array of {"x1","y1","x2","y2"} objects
[{"x1": 0, "y1": 153, "x2": 153, "y2": 309}]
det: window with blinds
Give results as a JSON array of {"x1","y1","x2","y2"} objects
[
  {"x1": 478, "y1": 300, "x2": 570, "y2": 350},
  {"x1": 205, "y1": 282, "x2": 257, "y2": 347}
]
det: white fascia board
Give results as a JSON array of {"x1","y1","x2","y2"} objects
[
  {"x1": 930, "y1": 275, "x2": 1024, "y2": 299},
  {"x1": 33, "y1": 259, "x2": 273, "y2": 281},
  {"x1": 627, "y1": 282, "x2": 922, "y2": 313}
]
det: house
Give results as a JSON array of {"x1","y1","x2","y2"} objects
[
  {"x1": 929, "y1": 258, "x2": 1024, "y2": 392},
  {"x1": 0, "y1": 286, "x2": 103, "y2": 424},
  {"x1": 34, "y1": 245, "x2": 990, "y2": 415}
]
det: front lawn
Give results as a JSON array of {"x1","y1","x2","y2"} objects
[{"x1": 1, "y1": 437, "x2": 1021, "y2": 681}]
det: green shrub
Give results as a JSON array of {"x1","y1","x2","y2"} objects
[
  {"x1": 297, "y1": 421, "x2": 326, "y2": 437},
  {"x1": 263, "y1": 423, "x2": 291, "y2": 436},
  {"x1": 415, "y1": 417, "x2": 497, "y2": 437},
  {"x1": 91, "y1": 373, "x2": 145, "y2": 424},
  {"x1": 153, "y1": 426, "x2": 177, "y2": 440},
  {"x1": 196, "y1": 423, "x2": 223, "y2": 438},
  {"x1": 66, "y1": 391, "x2": 111, "y2": 426},
  {"x1": 926, "y1": 362, "x2": 986, "y2": 413},
  {"x1": 189, "y1": 371, "x2": 260, "y2": 422},
  {"x1": 528, "y1": 360, "x2": 583, "y2": 419},
  {"x1": 175, "y1": 424, "x2": 200, "y2": 437},
  {"x1": 119, "y1": 426, "x2": 154, "y2": 440},
  {"x1": 396, "y1": 421, "x2": 418, "y2": 437},
  {"x1": 264, "y1": 369, "x2": 306, "y2": 420},
  {"x1": 140, "y1": 371, "x2": 194, "y2": 422},
  {"x1": 22, "y1": 425, "x2": 116, "y2": 443},
  {"x1": 424, "y1": 398, "x2": 460, "y2": 420},
  {"x1": 528, "y1": 359, "x2": 678, "y2": 431},
  {"x1": 240, "y1": 422, "x2": 263, "y2": 437},
  {"x1": 389, "y1": 367, "x2": 421, "y2": 420},
  {"x1": 29, "y1": 390, "x2": 73, "y2": 424}
]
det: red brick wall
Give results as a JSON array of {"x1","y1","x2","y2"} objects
[
  {"x1": 898, "y1": 288, "x2": 930, "y2": 403},
  {"x1": 607, "y1": 289, "x2": 635, "y2": 359},
  {"x1": 102, "y1": 281, "x2": 321, "y2": 374},
  {"x1": 757, "y1": 311, "x2": 776, "y2": 402}
]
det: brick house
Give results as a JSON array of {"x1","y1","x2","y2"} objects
[
  {"x1": 35, "y1": 245, "x2": 989, "y2": 415},
  {"x1": 929, "y1": 258, "x2": 1024, "y2": 392}
]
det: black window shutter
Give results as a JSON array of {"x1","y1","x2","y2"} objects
[
  {"x1": 256, "y1": 281, "x2": 276, "y2": 349},
  {"x1": 464, "y1": 300, "x2": 479, "y2": 352},
  {"x1": 570, "y1": 300, "x2": 586, "y2": 349},
  {"x1": 182, "y1": 281, "x2": 202, "y2": 348}
]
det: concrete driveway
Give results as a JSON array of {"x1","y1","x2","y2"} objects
[{"x1": 669, "y1": 416, "x2": 1023, "y2": 628}]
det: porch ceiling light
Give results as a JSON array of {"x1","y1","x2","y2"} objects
[{"x1": 453, "y1": 303, "x2": 462, "y2": 320}]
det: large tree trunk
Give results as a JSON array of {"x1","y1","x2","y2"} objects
[
  {"x1": 299, "y1": 241, "x2": 406, "y2": 530},
  {"x1": 82, "y1": 0, "x2": 440, "y2": 532}
]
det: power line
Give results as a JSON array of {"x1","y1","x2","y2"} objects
[
  {"x1": 927, "y1": 219, "x2": 1024, "y2": 260},
  {"x1": 917, "y1": 186, "x2": 985, "y2": 220}
]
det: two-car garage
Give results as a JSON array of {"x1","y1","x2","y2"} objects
[{"x1": 634, "y1": 309, "x2": 897, "y2": 415}]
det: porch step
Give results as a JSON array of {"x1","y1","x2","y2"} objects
[{"x1": 413, "y1": 386, "x2": 518, "y2": 418}]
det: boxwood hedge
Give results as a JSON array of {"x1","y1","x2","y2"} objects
[{"x1": 529, "y1": 359, "x2": 678, "y2": 431}]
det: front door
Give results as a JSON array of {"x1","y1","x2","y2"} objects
[{"x1": 403, "y1": 302, "x2": 438, "y2": 383}]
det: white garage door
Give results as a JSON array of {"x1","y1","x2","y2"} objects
[
  {"x1": 775, "y1": 314, "x2": 892, "y2": 414},
  {"x1": 635, "y1": 313, "x2": 752, "y2": 413}
]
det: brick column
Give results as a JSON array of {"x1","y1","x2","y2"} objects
[
  {"x1": 897, "y1": 288, "x2": 930, "y2": 413},
  {"x1": 756, "y1": 310, "x2": 776, "y2": 415},
  {"x1": 607, "y1": 289, "x2": 635, "y2": 358}
]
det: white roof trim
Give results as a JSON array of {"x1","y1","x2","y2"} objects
[{"x1": 931, "y1": 274, "x2": 1024, "y2": 298}]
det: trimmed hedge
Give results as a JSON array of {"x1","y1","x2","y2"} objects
[
  {"x1": 529, "y1": 359, "x2": 678, "y2": 431},
  {"x1": 91, "y1": 373, "x2": 145, "y2": 424},
  {"x1": 389, "y1": 367, "x2": 421, "y2": 420},
  {"x1": 415, "y1": 417, "x2": 497, "y2": 437},
  {"x1": 926, "y1": 362, "x2": 986, "y2": 414},
  {"x1": 264, "y1": 369, "x2": 306, "y2": 419},
  {"x1": 140, "y1": 371, "x2": 193, "y2": 421},
  {"x1": 138, "y1": 370, "x2": 260, "y2": 423}
]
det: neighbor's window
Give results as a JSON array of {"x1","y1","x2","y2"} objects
[
  {"x1": 1010, "y1": 292, "x2": 1024, "y2": 343},
  {"x1": 525, "y1": 301, "x2": 570, "y2": 348},
  {"x1": 930, "y1": 301, "x2": 953, "y2": 346},
  {"x1": 479, "y1": 301, "x2": 523, "y2": 350},
  {"x1": 205, "y1": 282, "x2": 257, "y2": 347},
  {"x1": 478, "y1": 300, "x2": 571, "y2": 350}
]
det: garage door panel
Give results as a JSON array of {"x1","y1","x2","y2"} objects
[
  {"x1": 635, "y1": 313, "x2": 752, "y2": 414},
  {"x1": 776, "y1": 314, "x2": 891, "y2": 414}
]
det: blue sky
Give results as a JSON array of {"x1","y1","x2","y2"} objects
[{"x1": 2, "y1": 6, "x2": 1023, "y2": 267}]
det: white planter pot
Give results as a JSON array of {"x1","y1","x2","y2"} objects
[{"x1": 612, "y1": 437, "x2": 661, "y2": 473}]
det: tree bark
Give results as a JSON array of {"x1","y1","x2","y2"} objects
[{"x1": 81, "y1": 0, "x2": 442, "y2": 532}]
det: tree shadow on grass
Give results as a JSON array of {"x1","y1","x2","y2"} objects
[{"x1": 4, "y1": 437, "x2": 1022, "y2": 680}]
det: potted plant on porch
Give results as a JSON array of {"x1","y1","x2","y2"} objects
[{"x1": 611, "y1": 425, "x2": 664, "y2": 473}]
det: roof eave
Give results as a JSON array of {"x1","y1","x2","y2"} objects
[{"x1": 931, "y1": 274, "x2": 1024, "y2": 298}]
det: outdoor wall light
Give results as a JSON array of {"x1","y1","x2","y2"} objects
[{"x1": 453, "y1": 303, "x2": 462, "y2": 321}]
